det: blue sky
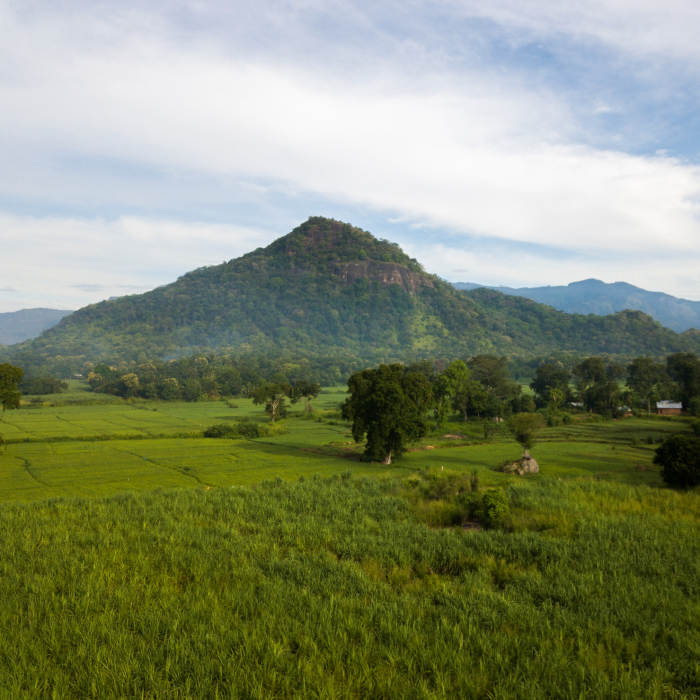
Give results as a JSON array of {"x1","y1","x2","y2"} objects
[{"x1": 1, "y1": 0, "x2": 700, "y2": 312}]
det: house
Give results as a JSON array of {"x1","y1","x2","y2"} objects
[{"x1": 656, "y1": 400, "x2": 682, "y2": 415}]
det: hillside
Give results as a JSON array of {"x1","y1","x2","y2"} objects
[
  {"x1": 4, "y1": 217, "x2": 700, "y2": 372},
  {"x1": 0, "y1": 308, "x2": 73, "y2": 345},
  {"x1": 453, "y1": 278, "x2": 700, "y2": 333}
]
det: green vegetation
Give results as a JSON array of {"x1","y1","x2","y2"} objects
[
  {"x1": 0, "y1": 362, "x2": 23, "y2": 412},
  {"x1": 1, "y1": 475, "x2": 700, "y2": 698},
  {"x1": 342, "y1": 364, "x2": 433, "y2": 464},
  {"x1": 508, "y1": 412, "x2": 546, "y2": 453},
  {"x1": 0, "y1": 379, "x2": 697, "y2": 505},
  {"x1": 654, "y1": 435, "x2": 700, "y2": 488},
  {"x1": 0, "y1": 379, "x2": 699, "y2": 696},
  {"x1": 4, "y1": 217, "x2": 700, "y2": 376}
]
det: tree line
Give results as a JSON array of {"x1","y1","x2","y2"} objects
[{"x1": 530, "y1": 352, "x2": 700, "y2": 416}]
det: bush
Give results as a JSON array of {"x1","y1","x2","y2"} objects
[
  {"x1": 653, "y1": 436, "x2": 700, "y2": 488},
  {"x1": 477, "y1": 489, "x2": 510, "y2": 526},
  {"x1": 21, "y1": 376, "x2": 68, "y2": 395},
  {"x1": 204, "y1": 420, "x2": 268, "y2": 440}
]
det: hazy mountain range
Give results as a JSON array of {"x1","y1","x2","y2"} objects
[
  {"x1": 0, "y1": 308, "x2": 73, "y2": 345},
  {"x1": 3, "y1": 218, "x2": 700, "y2": 376},
  {"x1": 453, "y1": 279, "x2": 700, "y2": 333}
]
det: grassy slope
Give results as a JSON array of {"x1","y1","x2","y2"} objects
[{"x1": 1, "y1": 478, "x2": 699, "y2": 699}]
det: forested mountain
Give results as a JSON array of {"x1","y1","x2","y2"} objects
[
  {"x1": 453, "y1": 279, "x2": 700, "y2": 333},
  {"x1": 4, "y1": 217, "x2": 700, "y2": 375},
  {"x1": 0, "y1": 308, "x2": 73, "y2": 345}
]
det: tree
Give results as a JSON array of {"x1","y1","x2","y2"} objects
[
  {"x1": 252, "y1": 382, "x2": 297, "y2": 421},
  {"x1": 430, "y1": 372, "x2": 452, "y2": 429},
  {"x1": 0, "y1": 363, "x2": 24, "y2": 412},
  {"x1": 295, "y1": 380, "x2": 321, "y2": 412},
  {"x1": 508, "y1": 413, "x2": 545, "y2": 455},
  {"x1": 468, "y1": 355, "x2": 520, "y2": 418},
  {"x1": 442, "y1": 360, "x2": 487, "y2": 421},
  {"x1": 160, "y1": 378, "x2": 180, "y2": 401},
  {"x1": 574, "y1": 357, "x2": 622, "y2": 413},
  {"x1": 654, "y1": 436, "x2": 700, "y2": 488},
  {"x1": 627, "y1": 358, "x2": 671, "y2": 414},
  {"x1": 341, "y1": 364, "x2": 432, "y2": 464},
  {"x1": 573, "y1": 357, "x2": 607, "y2": 394},
  {"x1": 21, "y1": 375, "x2": 68, "y2": 395},
  {"x1": 468, "y1": 355, "x2": 510, "y2": 394},
  {"x1": 666, "y1": 353, "x2": 700, "y2": 409},
  {"x1": 530, "y1": 363, "x2": 570, "y2": 399},
  {"x1": 121, "y1": 373, "x2": 140, "y2": 398}
]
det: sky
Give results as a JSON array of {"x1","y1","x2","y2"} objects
[{"x1": 2, "y1": 0, "x2": 700, "y2": 312}]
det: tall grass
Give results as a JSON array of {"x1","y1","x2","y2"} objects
[{"x1": 0, "y1": 477, "x2": 699, "y2": 699}]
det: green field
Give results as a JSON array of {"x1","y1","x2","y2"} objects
[
  {"x1": 1, "y1": 476, "x2": 700, "y2": 699},
  {"x1": 0, "y1": 382, "x2": 693, "y2": 504},
  {"x1": 2, "y1": 385, "x2": 699, "y2": 698}
]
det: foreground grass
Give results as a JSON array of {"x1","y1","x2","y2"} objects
[{"x1": 1, "y1": 477, "x2": 699, "y2": 699}]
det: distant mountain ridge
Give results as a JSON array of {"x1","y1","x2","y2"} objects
[
  {"x1": 4, "y1": 217, "x2": 700, "y2": 374},
  {"x1": 0, "y1": 308, "x2": 74, "y2": 345},
  {"x1": 452, "y1": 279, "x2": 700, "y2": 333}
]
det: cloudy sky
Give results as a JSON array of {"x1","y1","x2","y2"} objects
[{"x1": 2, "y1": 0, "x2": 700, "y2": 312}]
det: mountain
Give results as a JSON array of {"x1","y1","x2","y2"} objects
[
  {"x1": 4, "y1": 217, "x2": 700, "y2": 373},
  {"x1": 0, "y1": 308, "x2": 74, "y2": 345},
  {"x1": 453, "y1": 279, "x2": 700, "y2": 333}
]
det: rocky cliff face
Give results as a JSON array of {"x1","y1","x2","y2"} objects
[{"x1": 330, "y1": 260, "x2": 434, "y2": 295}]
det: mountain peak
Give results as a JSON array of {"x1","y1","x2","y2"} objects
[{"x1": 262, "y1": 216, "x2": 423, "y2": 273}]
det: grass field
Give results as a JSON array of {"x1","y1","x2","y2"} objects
[
  {"x1": 1, "y1": 383, "x2": 700, "y2": 698},
  {"x1": 0, "y1": 382, "x2": 694, "y2": 503},
  {"x1": 1, "y1": 477, "x2": 699, "y2": 699}
]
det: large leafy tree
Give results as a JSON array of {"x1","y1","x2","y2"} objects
[
  {"x1": 294, "y1": 380, "x2": 321, "y2": 413},
  {"x1": 574, "y1": 357, "x2": 623, "y2": 413},
  {"x1": 252, "y1": 382, "x2": 298, "y2": 422},
  {"x1": 0, "y1": 363, "x2": 24, "y2": 412},
  {"x1": 666, "y1": 353, "x2": 700, "y2": 409},
  {"x1": 468, "y1": 354, "x2": 521, "y2": 417},
  {"x1": 573, "y1": 357, "x2": 607, "y2": 394},
  {"x1": 530, "y1": 363, "x2": 571, "y2": 408},
  {"x1": 342, "y1": 364, "x2": 432, "y2": 464},
  {"x1": 442, "y1": 360, "x2": 487, "y2": 421},
  {"x1": 627, "y1": 358, "x2": 671, "y2": 413},
  {"x1": 430, "y1": 372, "x2": 453, "y2": 429},
  {"x1": 654, "y1": 436, "x2": 700, "y2": 488}
]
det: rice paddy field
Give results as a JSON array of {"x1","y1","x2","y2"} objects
[{"x1": 1, "y1": 382, "x2": 699, "y2": 699}]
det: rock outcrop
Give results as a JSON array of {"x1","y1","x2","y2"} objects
[
  {"x1": 503, "y1": 453, "x2": 539, "y2": 475},
  {"x1": 330, "y1": 260, "x2": 433, "y2": 295}
]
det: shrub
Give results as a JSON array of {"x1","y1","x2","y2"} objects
[
  {"x1": 203, "y1": 421, "x2": 268, "y2": 440},
  {"x1": 653, "y1": 436, "x2": 700, "y2": 488},
  {"x1": 477, "y1": 489, "x2": 510, "y2": 526}
]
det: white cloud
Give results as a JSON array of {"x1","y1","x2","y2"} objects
[
  {"x1": 0, "y1": 215, "x2": 271, "y2": 312},
  {"x1": 1, "y1": 0, "x2": 700, "y2": 309},
  {"x1": 443, "y1": 0, "x2": 700, "y2": 64}
]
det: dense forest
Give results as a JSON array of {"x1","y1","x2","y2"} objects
[{"x1": 3, "y1": 217, "x2": 700, "y2": 377}]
